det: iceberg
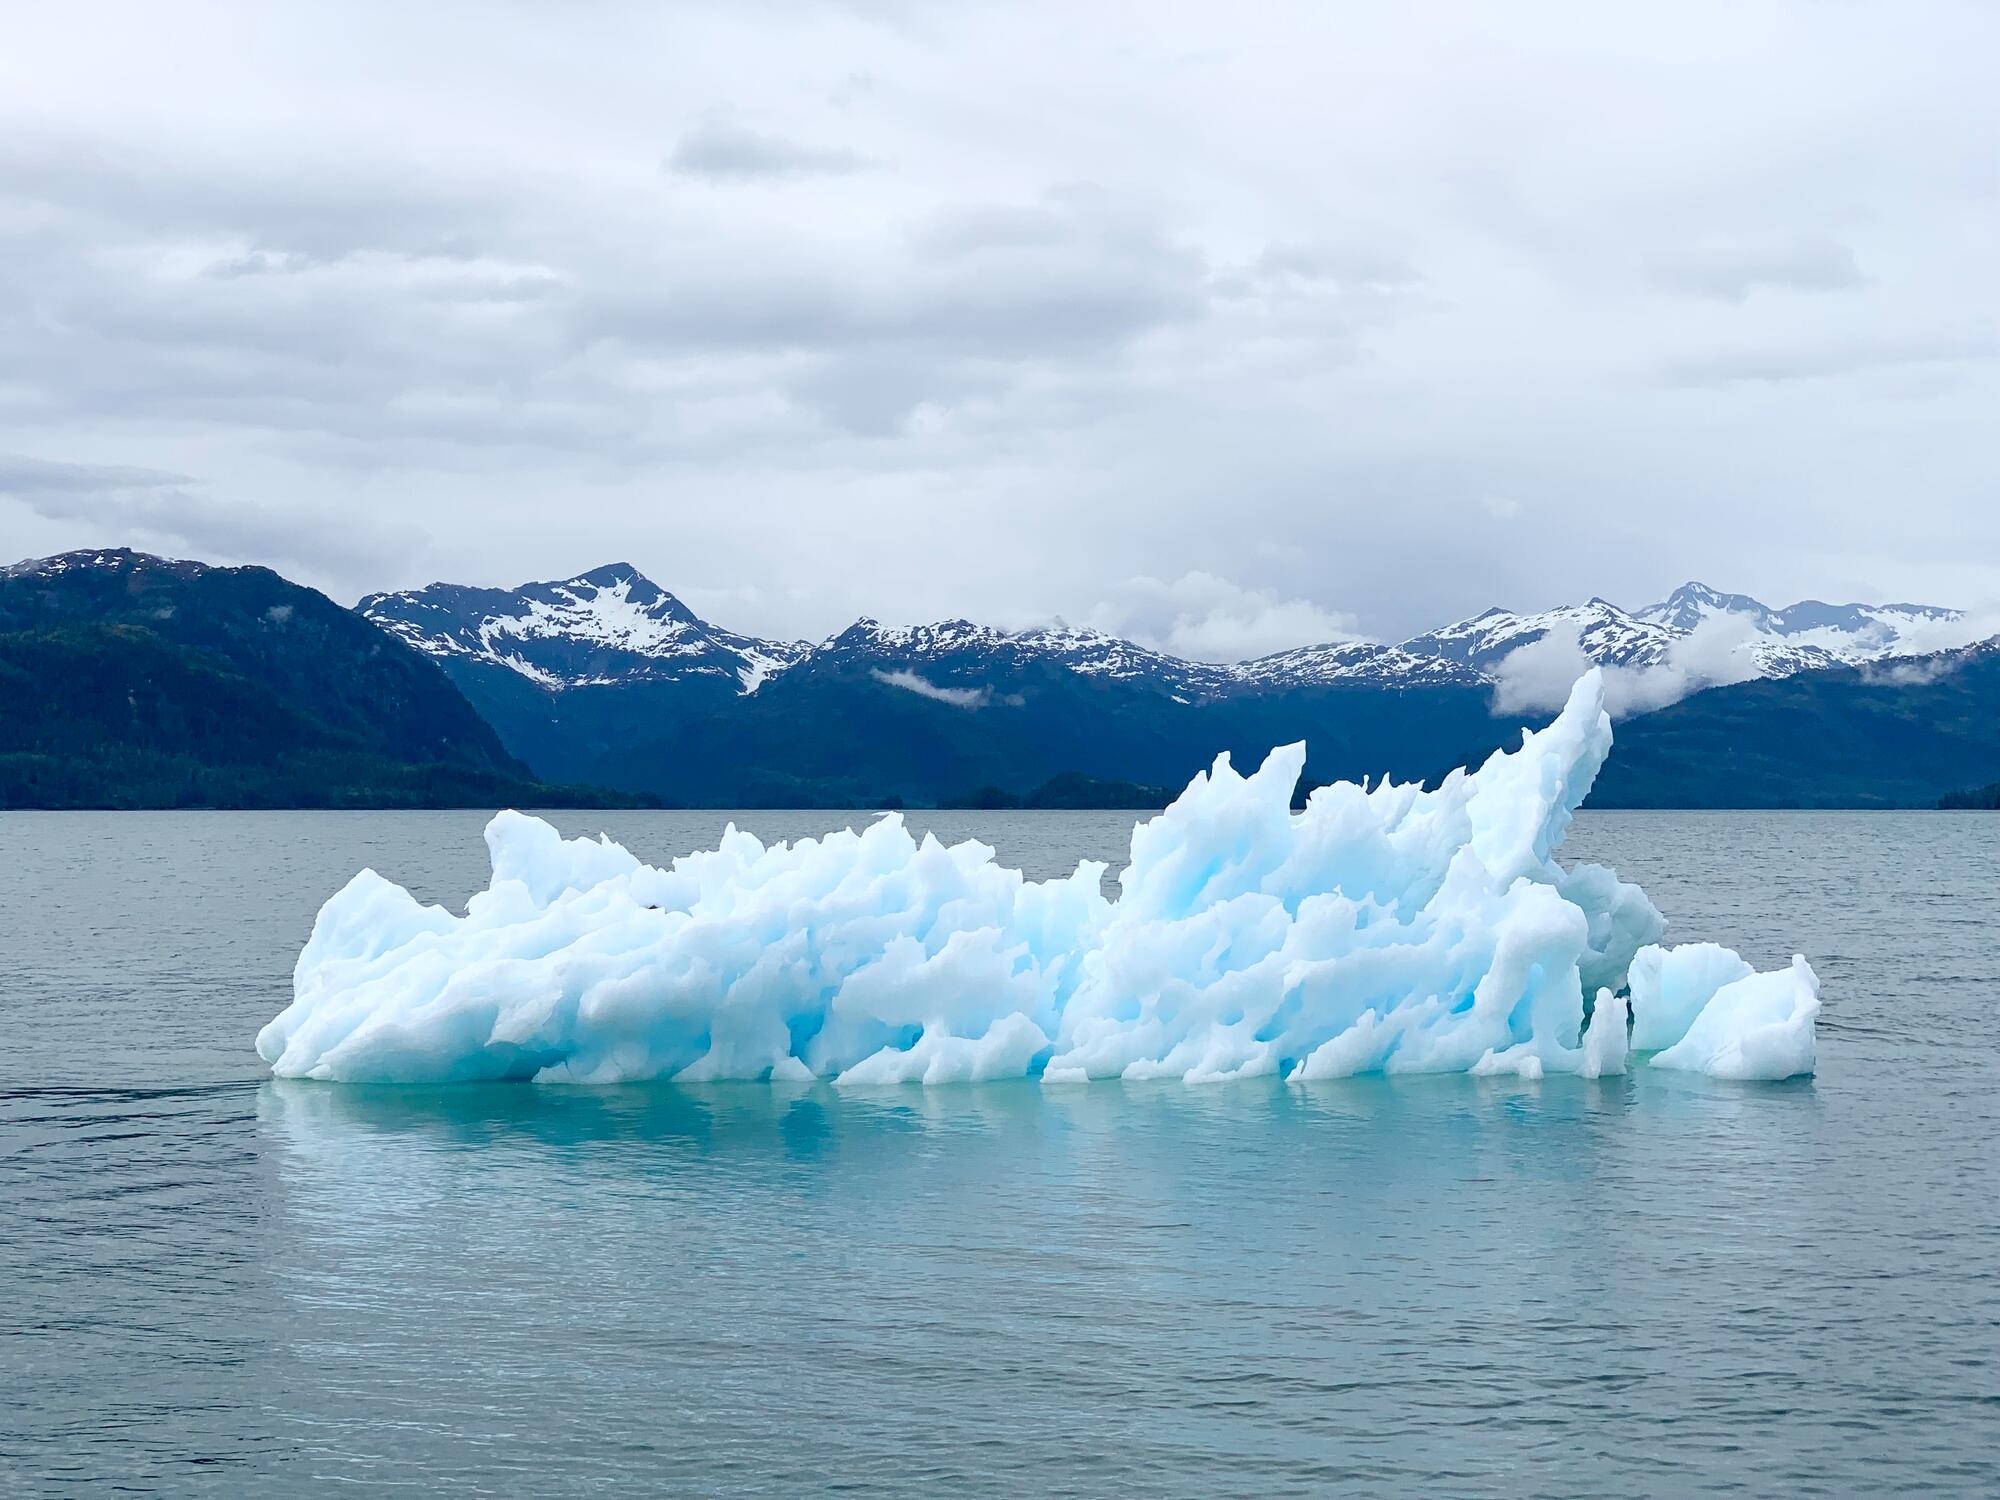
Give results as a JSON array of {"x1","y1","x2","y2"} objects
[
  {"x1": 255, "y1": 672, "x2": 1818, "y2": 1086},
  {"x1": 1645, "y1": 954, "x2": 1820, "y2": 1081}
]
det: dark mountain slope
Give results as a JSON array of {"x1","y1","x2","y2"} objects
[
  {"x1": 588, "y1": 648, "x2": 1518, "y2": 807},
  {"x1": 3, "y1": 549, "x2": 519, "y2": 770},
  {"x1": 1593, "y1": 642, "x2": 2000, "y2": 808},
  {"x1": 0, "y1": 551, "x2": 640, "y2": 808},
  {"x1": 1939, "y1": 781, "x2": 2000, "y2": 810}
]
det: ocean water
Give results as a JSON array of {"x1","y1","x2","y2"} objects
[{"x1": 2, "y1": 808, "x2": 1996, "y2": 1496}]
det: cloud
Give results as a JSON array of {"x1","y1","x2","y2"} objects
[
  {"x1": 1660, "y1": 334, "x2": 2000, "y2": 387},
  {"x1": 1479, "y1": 493, "x2": 1523, "y2": 521},
  {"x1": 667, "y1": 121, "x2": 873, "y2": 180},
  {"x1": 912, "y1": 204, "x2": 1073, "y2": 259},
  {"x1": 1084, "y1": 572, "x2": 1362, "y2": 662},
  {"x1": 870, "y1": 667, "x2": 989, "y2": 707},
  {"x1": 0, "y1": 454, "x2": 190, "y2": 494},
  {"x1": 1859, "y1": 656, "x2": 1961, "y2": 686},
  {"x1": 587, "y1": 190, "x2": 1209, "y2": 359},
  {"x1": 1851, "y1": 601, "x2": 2000, "y2": 669},
  {"x1": 1648, "y1": 235, "x2": 1865, "y2": 302},
  {"x1": 2, "y1": 452, "x2": 426, "y2": 581},
  {"x1": 1490, "y1": 612, "x2": 1763, "y2": 718},
  {"x1": 1, "y1": 4, "x2": 1997, "y2": 635},
  {"x1": 580, "y1": 189, "x2": 1213, "y2": 433},
  {"x1": 1254, "y1": 241, "x2": 1420, "y2": 287},
  {"x1": 0, "y1": 134, "x2": 1220, "y2": 460}
]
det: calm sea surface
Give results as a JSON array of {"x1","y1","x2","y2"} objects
[{"x1": 2, "y1": 809, "x2": 1996, "y2": 1496}]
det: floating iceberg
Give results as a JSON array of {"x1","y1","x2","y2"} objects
[{"x1": 256, "y1": 672, "x2": 1818, "y2": 1086}]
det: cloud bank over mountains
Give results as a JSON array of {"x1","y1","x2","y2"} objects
[
  {"x1": 1080, "y1": 573, "x2": 1365, "y2": 664},
  {"x1": 1, "y1": 1, "x2": 1996, "y2": 643},
  {"x1": 1491, "y1": 615, "x2": 1765, "y2": 717}
]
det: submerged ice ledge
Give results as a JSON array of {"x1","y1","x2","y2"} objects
[{"x1": 256, "y1": 672, "x2": 1819, "y2": 1086}]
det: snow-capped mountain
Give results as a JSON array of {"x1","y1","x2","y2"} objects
[
  {"x1": 1356, "y1": 584, "x2": 1966, "y2": 687},
  {"x1": 1634, "y1": 582, "x2": 1961, "y2": 660},
  {"x1": 1231, "y1": 639, "x2": 1486, "y2": 688},
  {"x1": 815, "y1": 617, "x2": 1241, "y2": 698},
  {"x1": 359, "y1": 565, "x2": 1968, "y2": 703},
  {"x1": 1223, "y1": 585, "x2": 1966, "y2": 690},
  {"x1": 362, "y1": 569, "x2": 1254, "y2": 700},
  {"x1": 3, "y1": 546, "x2": 207, "y2": 582},
  {"x1": 1401, "y1": 598, "x2": 1678, "y2": 672},
  {"x1": 360, "y1": 564, "x2": 805, "y2": 694}
]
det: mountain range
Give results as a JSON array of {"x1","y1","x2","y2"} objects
[
  {"x1": 3, "y1": 547, "x2": 1994, "y2": 809},
  {"x1": 364, "y1": 567, "x2": 1961, "y2": 699},
  {"x1": 359, "y1": 564, "x2": 1977, "y2": 802}
]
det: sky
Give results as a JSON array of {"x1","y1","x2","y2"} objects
[{"x1": 1, "y1": 1, "x2": 1996, "y2": 656}]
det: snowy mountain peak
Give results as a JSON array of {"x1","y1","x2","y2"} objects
[
  {"x1": 1399, "y1": 596, "x2": 1676, "y2": 673},
  {"x1": 824, "y1": 618, "x2": 1006, "y2": 655},
  {"x1": 569, "y1": 561, "x2": 645, "y2": 587},
  {"x1": 1234, "y1": 639, "x2": 1486, "y2": 688},
  {"x1": 818, "y1": 614, "x2": 1233, "y2": 693},
  {"x1": 359, "y1": 567, "x2": 804, "y2": 694},
  {"x1": 1635, "y1": 581, "x2": 1963, "y2": 659},
  {"x1": 6, "y1": 546, "x2": 207, "y2": 582},
  {"x1": 1637, "y1": 581, "x2": 1772, "y2": 633}
]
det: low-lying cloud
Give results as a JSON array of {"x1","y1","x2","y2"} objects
[
  {"x1": 870, "y1": 668, "x2": 989, "y2": 707},
  {"x1": 1084, "y1": 571, "x2": 1363, "y2": 663},
  {"x1": 1859, "y1": 656, "x2": 1960, "y2": 687},
  {"x1": 1491, "y1": 613, "x2": 1763, "y2": 718}
]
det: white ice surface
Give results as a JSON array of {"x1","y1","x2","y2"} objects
[
  {"x1": 1628, "y1": 943, "x2": 1757, "y2": 1052},
  {"x1": 1647, "y1": 956, "x2": 1820, "y2": 1081},
  {"x1": 255, "y1": 672, "x2": 1819, "y2": 1086}
]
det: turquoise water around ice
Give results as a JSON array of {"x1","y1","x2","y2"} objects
[{"x1": 2, "y1": 810, "x2": 1996, "y2": 1495}]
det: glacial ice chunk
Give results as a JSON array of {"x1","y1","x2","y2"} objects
[
  {"x1": 255, "y1": 671, "x2": 1820, "y2": 1086},
  {"x1": 1628, "y1": 942, "x2": 1757, "y2": 1052},
  {"x1": 1649, "y1": 956, "x2": 1820, "y2": 1081}
]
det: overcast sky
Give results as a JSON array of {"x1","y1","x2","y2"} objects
[{"x1": 2, "y1": 1, "x2": 1995, "y2": 654}]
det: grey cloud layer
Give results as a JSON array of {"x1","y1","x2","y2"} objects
[
  {"x1": 1, "y1": 1, "x2": 1996, "y2": 637},
  {"x1": 2, "y1": 455, "x2": 425, "y2": 577},
  {"x1": 1647, "y1": 235, "x2": 1866, "y2": 302},
  {"x1": 669, "y1": 120, "x2": 875, "y2": 180}
]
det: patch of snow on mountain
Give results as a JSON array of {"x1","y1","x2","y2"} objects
[
  {"x1": 817, "y1": 617, "x2": 1238, "y2": 696},
  {"x1": 1232, "y1": 640, "x2": 1484, "y2": 688},
  {"x1": 484, "y1": 575, "x2": 701, "y2": 659},
  {"x1": 358, "y1": 566, "x2": 807, "y2": 694}
]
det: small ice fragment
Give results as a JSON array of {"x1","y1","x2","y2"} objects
[{"x1": 1649, "y1": 956, "x2": 1820, "y2": 1082}]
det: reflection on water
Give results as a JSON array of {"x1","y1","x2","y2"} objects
[
  {"x1": 1, "y1": 809, "x2": 1996, "y2": 1495},
  {"x1": 258, "y1": 1066, "x2": 1823, "y2": 1163},
  {"x1": 232, "y1": 1072, "x2": 1857, "y2": 1495}
]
